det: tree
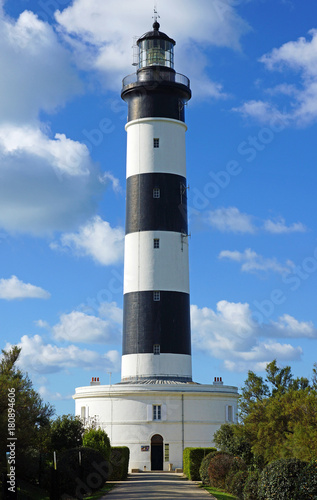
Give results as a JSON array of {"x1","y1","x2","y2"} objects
[
  {"x1": 0, "y1": 346, "x2": 55, "y2": 484},
  {"x1": 239, "y1": 370, "x2": 270, "y2": 419},
  {"x1": 82, "y1": 428, "x2": 111, "y2": 460},
  {"x1": 50, "y1": 414, "x2": 85, "y2": 452}
]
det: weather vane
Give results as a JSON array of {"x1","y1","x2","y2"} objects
[{"x1": 153, "y1": 2, "x2": 160, "y2": 23}]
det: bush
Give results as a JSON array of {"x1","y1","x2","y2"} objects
[
  {"x1": 183, "y1": 447, "x2": 217, "y2": 481},
  {"x1": 208, "y1": 453, "x2": 235, "y2": 489},
  {"x1": 259, "y1": 458, "x2": 307, "y2": 499},
  {"x1": 298, "y1": 459, "x2": 317, "y2": 499},
  {"x1": 82, "y1": 428, "x2": 111, "y2": 460},
  {"x1": 108, "y1": 447, "x2": 130, "y2": 480},
  {"x1": 199, "y1": 451, "x2": 218, "y2": 485},
  {"x1": 56, "y1": 446, "x2": 110, "y2": 498},
  {"x1": 226, "y1": 469, "x2": 248, "y2": 498},
  {"x1": 243, "y1": 470, "x2": 261, "y2": 500}
]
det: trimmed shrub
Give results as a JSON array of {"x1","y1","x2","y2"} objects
[
  {"x1": 226, "y1": 469, "x2": 248, "y2": 498},
  {"x1": 108, "y1": 447, "x2": 130, "y2": 481},
  {"x1": 298, "y1": 459, "x2": 317, "y2": 499},
  {"x1": 56, "y1": 446, "x2": 110, "y2": 498},
  {"x1": 82, "y1": 428, "x2": 111, "y2": 460},
  {"x1": 259, "y1": 458, "x2": 307, "y2": 499},
  {"x1": 208, "y1": 453, "x2": 235, "y2": 489},
  {"x1": 243, "y1": 470, "x2": 261, "y2": 500},
  {"x1": 199, "y1": 451, "x2": 219, "y2": 485},
  {"x1": 183, "y1": 447, "x2": 217, "y2": 481}
]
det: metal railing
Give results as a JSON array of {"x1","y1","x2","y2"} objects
[{"x1": 122, "y1": 71, "x2": 190, "y2": 89}]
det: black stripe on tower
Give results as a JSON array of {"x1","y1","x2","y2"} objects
[
  {"x1": 121, "y1": 68, "x2": 191, "y2": 122},
  {"x1": 122, "y1": 291, "x2": 191, "y2": 355},
  {"x1": 126, "y1": 173, "x2": 188, "y2": 235}
]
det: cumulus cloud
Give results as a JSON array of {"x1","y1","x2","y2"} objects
[
  {"x1": 0, "y1": 11, "x2": 112, "y2": 236},
  {"x1": 235, "y1": 29, "x2": 317, "y2": 126},
  {"x1": 50, "y1": 216, "x2": 124, "y2": 265},
  {"x1": 8, "y1": 335, "x2": 120, "y2": 374},
  {"x1": 0, "y1": 275, "x2": 50, "y2": 300},
  {"x1": 52, "y1": 305, "x2": 122, "y2": 344},
  {"x1": 219, "y1": 248, "x2": 293, "y2": 275},
  {"x1": 55, "y1": 0, "x2": 250, "y2": 97},
  {"x1": 0, "y1": 10, "x2": 82, "y2": 123},
  {"x1": 206, "y1": 207, "x2": 256, "y2": 233},
  {"x1": 263, "y1": 217, "x2": 307, "y2": 234},
  {"x1": 205, "y1": 207, "x2": 306, "y2": 235},
  {"x1": 269, "y1": 314, "x2": 317, "y2": 339},
  {"x1": 191, "y1": 301, "x2": 305, "y2": 372}
]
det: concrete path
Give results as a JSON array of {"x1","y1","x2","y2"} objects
[{"x1": 102, "y1": 472, "x2": 215, "y2": 499}]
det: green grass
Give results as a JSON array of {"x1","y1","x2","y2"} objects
[{"x1": 201, "y1": 485, "x2": 238, "y2": 500}]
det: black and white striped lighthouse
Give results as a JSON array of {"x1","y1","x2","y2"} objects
[{"x1": 121, "y1": 21, "x2": 192, "y2": 383}]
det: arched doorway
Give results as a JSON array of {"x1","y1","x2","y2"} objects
[{"x1": 151, "y1": 434, "x2": 163, "y2": 470}]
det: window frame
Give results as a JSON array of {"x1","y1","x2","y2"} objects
[
  {"x1": 153, "y1": 291, "x2": 161, "y2": 302},
  {"x1": 153, "y1": 404, "x2": 162, "y2": 421},
  {"x1": 153, "y1": 138, "x2": 160, "y2": 148}
]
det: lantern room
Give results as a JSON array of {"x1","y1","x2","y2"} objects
[{"x1": 137, "y1": 21, "x2": 175, "y2": 69}]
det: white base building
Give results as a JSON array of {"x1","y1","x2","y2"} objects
[{"x1": 74, "y1": 379, "x2": 238, "y2": 471}]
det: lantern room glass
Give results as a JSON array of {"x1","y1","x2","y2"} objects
[{"x1": 139, "y1": 39, "x2": 174, "y2": 69}]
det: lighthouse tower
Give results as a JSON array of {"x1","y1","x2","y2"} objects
[
  {"x1": 73, "y1": 20, "x2": 238, "y2": 473},
  {"x1": 121, "y1": 20, "x2": 192, "y2": 383}
]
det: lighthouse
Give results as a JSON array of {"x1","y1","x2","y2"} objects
[
  {"x1": 74, "y1": 19, "x2": 238, "y2": 472},
  {"x1": 121, "y1": 20, "x2": 192, "y2": 383}
]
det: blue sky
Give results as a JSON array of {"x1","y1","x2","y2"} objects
[{"x1": 1, "y1": 0, "x2": 317, "y2": 416}]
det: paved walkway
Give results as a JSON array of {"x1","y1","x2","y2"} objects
[{"x1": 102, "y1": 473, "x2": 215, "y2": 499}]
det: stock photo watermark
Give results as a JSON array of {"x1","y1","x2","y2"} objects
[
  {"x1": 252, "y1": 245, "x2": 317, "y2": 324},
  {"x1": 189, "y1": 114, "x2": 288, "y2": 216},
  {"x1": 6, "y1": 388, "x2": 16, "y2": 495}
]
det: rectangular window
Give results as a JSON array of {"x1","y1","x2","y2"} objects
[
  {"x1": 164, "y1": 444, "x2": 170, "y2": 462},
  {"x1": 153, "y1": 291, "x2": 160, "y2": 302},
  {"x1": 153, "y1": 405, "x2": 162, "y2": 420},
  {"x1": 153, "y1": 344, "x2": 160, "y2": 355},
  {"x1": 226, "y1": 405, "x2": 234, "y2": 423},
  {"x1": 153, "y1": 188, "x2": 160, "y2": 199},
  {"x1": 154, "y1": 238, "x2": 160, "y2": 249},
  {"x1": 153, "y1": 138, "x2": 160, "y2": 148},
  {"x1": 81, "y1": 406, "x2": 86, "y2": 420}
]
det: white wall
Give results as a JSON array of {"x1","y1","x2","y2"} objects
[{"x1": 74, "y1": 384, "x2": 238, "y2": 471}]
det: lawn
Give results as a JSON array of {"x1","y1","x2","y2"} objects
[{"x1": 201, "y1": 485, "x2": 238, "y2": 500}]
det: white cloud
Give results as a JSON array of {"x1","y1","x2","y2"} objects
[
  {"x1": 0, "y1": 10, "x2": 82, "y2": 123},
  {"x1": 0, "y1": 11, "x2": 120, "y2": 236},
  {"x1": 191, "y1": 302, "x2": 304, "y2": 373},
  {"x1": 219, "y1": 248, "x2": 293, "y2": 275},
  {"x1": 52, "y1": 306, "x2": 121, "y2": 344},
  {"x1": 206, "y1": 207, "x2": 256, "y2": 233},
  {"x1": 235, "y1": 30, "x2": 317, "y2": 126},
  {"x1": 269, "y1": 314, "x2": 317, "y2": 339},
  {"x1": 55, "y1": 0, "x2": 250, "y2": 97},
  {"x1": 0, "y1": 275, "x2": 50, "y2": 300},
  {"x1": 0, "y1": 138, "x2": 105, "y2": 235},
  {"x1": 263, "y1": 217, "x2": 307, "y2": 234},
  {"x1": 51, "y1": 216, "x2": 124, "y2": 265},
  {"x1": 9, "y1": 335, "x2": 120, "y2": 374}
]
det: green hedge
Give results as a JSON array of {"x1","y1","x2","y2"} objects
[
  {"x1": 199, "y1": 451, "x2": 219, "y2": 485},
  {"x1": 183, "y1": 447, "x2": 217, "y2": 481},
  {"x1": 108, "y1": 447, "x2": 130, "y2": 480},
  {"x1": 259, "y1": 458, "x2": 307, "y2": 499}
]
